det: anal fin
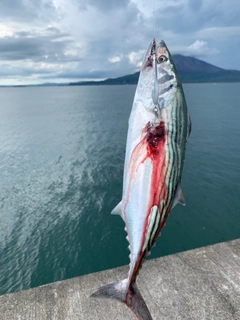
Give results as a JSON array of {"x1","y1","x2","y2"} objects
[{"x1": 111, "y1": 201, "x2": 124, "y2": 220}]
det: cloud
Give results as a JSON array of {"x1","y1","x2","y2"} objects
[
  {"x1": 185, "y1": 40, "x2": 219, "y2": 57},
  {"x1": 197, "y1": 26, "x2": 240, "y2": 39},
  {"x1": 0, "y1": 29, "x2": 75, "y2": 62},
  {"x1": 127, "y1": 50, "x2": 145, "y2": 66},
  {"x1": 87, "y1": 0, "x2": 129, "y2": 11},
  {"x1": 0, "y1": 0, "x2": 240, "y2": 84},
  {"x1": 108, "y1": 56, "x2": 122, "y2": 63},
  {"x1": 0, "y1": 0, "x2": 56, "y2": 22}
]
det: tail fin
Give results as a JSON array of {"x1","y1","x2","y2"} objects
[{"x1": 90, "y1": 279, "x2": 153, "y2": 320}]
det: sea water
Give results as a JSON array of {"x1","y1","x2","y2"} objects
[{"x1": 0, "y1": 83, "x2": 239, "y2": 295}]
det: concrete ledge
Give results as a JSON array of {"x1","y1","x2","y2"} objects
[{"x1": 1, "y1": 239, "x2": 240, "y2": 319}]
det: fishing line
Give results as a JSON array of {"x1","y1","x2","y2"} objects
[{"x1": 153, "y1": 0, "x2": 156, "y2": 38}]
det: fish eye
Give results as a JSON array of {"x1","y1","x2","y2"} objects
[{"x1": 158, "y1": 55, "x2": 168, "y2": 64}]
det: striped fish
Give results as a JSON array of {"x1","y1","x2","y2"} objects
[{"x1": 90, "y1": 39, "x2": 191, "y2": 320}]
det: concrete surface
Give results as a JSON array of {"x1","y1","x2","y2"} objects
[{"x1": 0, "y1": 239, "x2": 240, "y2": 320}]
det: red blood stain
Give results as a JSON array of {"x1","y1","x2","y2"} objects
[
  {"x1": 125, "y1": 120, "x2": 169, "y2": 282},
  {"x1": 143, "y1": 56, "x2": 153, "y2": 70},
  {"x1": 146, "y1": 121, "x2": 165, "y2": 155}
]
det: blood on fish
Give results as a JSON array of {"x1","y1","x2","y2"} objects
[
  {"x1": 90, "y1": 39, "x2": 189, "y2": 320},
  {"x1": 146, "y1": 121, "x2": 165, "y2": 154},
  {"x1": 128, "y1": 120, "x2": 168, "y2": 282},
  {"x1": 128, "y1": 120, "x2": 167, "y2": 209},
  {"x1": 143, "y1": 56, "x2": 153, "y2": 69},
  {"x1": 143, "y1": 120, "x2": 167, "y2": 222}
]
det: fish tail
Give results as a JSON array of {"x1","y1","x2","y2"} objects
[{"x1": 90, "y1": 279, "x2": 153, "y2": 320}]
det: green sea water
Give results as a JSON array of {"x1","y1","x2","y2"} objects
[{"x1": 0, "y1": 83, "x2": 239, "y2": 295}]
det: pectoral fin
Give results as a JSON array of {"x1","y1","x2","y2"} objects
[{"x1": 171, "y1": 184, "x2": 186, "y2": 210}]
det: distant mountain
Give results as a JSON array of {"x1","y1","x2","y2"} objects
[
  {"x1": 70, "y1": 55, "x2": 240, "y2": 85},
  {"x1": 70, "y1": 73, "x2": 139, "y2": 86},
  {"x1": 172, "y1": 55, "x2": 240, "y2": 83}
]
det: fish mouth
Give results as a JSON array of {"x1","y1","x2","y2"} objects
[{"x1": 141, "y1": 38, "x2": 156, "y2": 70}]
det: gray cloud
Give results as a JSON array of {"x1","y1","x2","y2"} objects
[
  {"x1": 87, "y1": 0, "x2": 129, "y2": 11},
  {"x1": 0, "y1": 0, "x2": 56, "y2": 22},
  {"x1": 0, "y1": 29, "x2": 78, "y2": 63},
  {"x1": 154, "y1": 0, "x2": 240, "y2": 35},
  {"x1": 0, "y1": 0, "x2": 240, "y2": 84}
]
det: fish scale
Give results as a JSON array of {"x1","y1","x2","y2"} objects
[{"x1": 90, "y1": 39, "x2": 191, "y2": 320}]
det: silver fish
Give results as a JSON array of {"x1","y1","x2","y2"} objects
[{"x1": 90, "y1": 39, "x2": 191, "y2": 320}]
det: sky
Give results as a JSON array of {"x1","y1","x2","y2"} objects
[{"x1": 0, "y1": 0, "x2": 240, "y2": 85}]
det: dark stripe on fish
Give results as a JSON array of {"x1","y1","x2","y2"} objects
[
  {"x1": 159, "y1": 74, "x2": 174, "y2": 83},
  {"x1": 165, "y1": 105, "x2": 177, "y2": 210},
  {"x1": 160, "y1": 84, "x2": 174, "y2": 95},
  {"x1": 147, "y1": 209, "x2": 159, "y2": 251}
]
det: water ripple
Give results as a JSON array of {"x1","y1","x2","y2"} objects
[{"x1": 0, "y1": 84, "x2": 240, "y2": 295}]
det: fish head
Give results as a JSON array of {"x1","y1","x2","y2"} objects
[
  {"x1": 134, "y1": 39, "x2": 156, "y2": 109},
  {"x1": 135, "y1": 39, "x2": 180, "y2": 114},
  {"x1": 155, "y1": 40, "x2": 179, "y2": 110}
]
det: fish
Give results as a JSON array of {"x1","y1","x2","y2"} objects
[{"x1": 90, "y1": 39, "x2": 191, "y2": 320}]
